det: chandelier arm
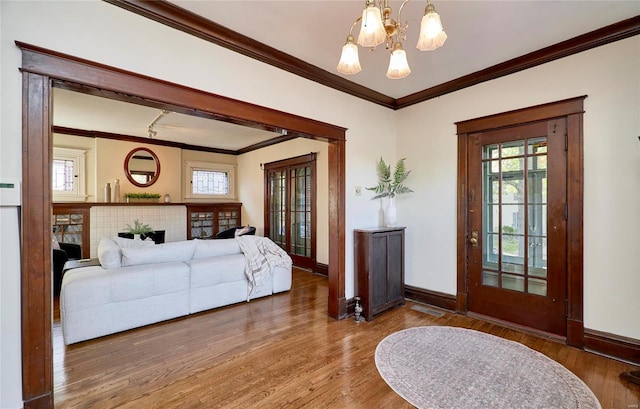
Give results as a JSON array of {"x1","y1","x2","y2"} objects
[
  {"x1": 348, "y1": 16, "x2": 362, "y2": 36},
  {"x1": 397, "y1": 0, "x2": 411, "y2": 28}
]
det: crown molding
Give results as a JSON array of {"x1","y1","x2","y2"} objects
[{"x1": 105, "y1": 1, "x2": 639, "y2": 110}]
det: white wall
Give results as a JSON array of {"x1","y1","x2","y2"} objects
[
  {"x1": 0, "y1": 2, "x2": 394, "y2": 407},
  {"x1": 397, "y1": 36, "x2": 640, "y2": 339}
]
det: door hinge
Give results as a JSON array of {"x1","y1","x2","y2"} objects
[
  {"x1": 564, "y1": 203, "x2": 568, "y2": 220},
  {"x1": 565, "y1": 133, "x2": 568, "y2": 151},
  {"x1": 565, "y1": 299, "x2": 569, "y2": 316}
]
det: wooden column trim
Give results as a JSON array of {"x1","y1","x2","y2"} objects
[
  {"x1": 21, "y1": 71, "x2": 54, "y2": 409},
  {"x1": 566, "y1": 111, "x2": 585, "y2": 348}
]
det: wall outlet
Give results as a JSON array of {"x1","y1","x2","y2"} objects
[{"x1": 355, "y1": 186, "x2": 362, "y2": 196}]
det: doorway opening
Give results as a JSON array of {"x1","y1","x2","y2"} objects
[{"x1": 19, "y1": 42, "x2": 347, "y2": 408}]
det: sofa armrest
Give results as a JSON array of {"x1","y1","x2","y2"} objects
[{"x1": 59, "y1": 242, "x2": 82, "y2": 259}]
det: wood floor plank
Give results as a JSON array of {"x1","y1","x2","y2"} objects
[{"x1": 54, "y1": 268, "x2": 640, "y2": 408}]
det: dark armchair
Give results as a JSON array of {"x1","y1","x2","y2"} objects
[
  {"x1": 215, "y1": 226, "x2": 256, "y2": 239},
  {"x1": 53, "y1": 242, "x2": 82, "y2": 296}
]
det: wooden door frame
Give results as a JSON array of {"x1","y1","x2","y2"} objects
[
  {"x1": 18, "y1": 42, "x2": 347, "y2": 409},
  {"x1": 455, "y1": 96, "x2": 586, "y2": 347}
]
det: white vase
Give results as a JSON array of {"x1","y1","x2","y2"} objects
[
  {"x1": 378, "y1": 199, "x2": 386, "y2": 227},
  {"x1": 385, "y1": 196, "x2": 397, "y2": 227},
  {"x1": 133, "y1": 234, "x2": 141, "y2": 241}
]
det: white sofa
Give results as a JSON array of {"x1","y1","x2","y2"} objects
[{"x1": 60, "y1": 237, "x2": 292, "y2": 345}]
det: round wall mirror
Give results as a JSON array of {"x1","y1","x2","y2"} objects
[{"x1": 124, "y1": 147, "x2": 161, "y2": 187}]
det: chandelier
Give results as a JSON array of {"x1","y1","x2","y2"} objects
[{"x1": 337, "y1": 0, "x2": 447, "y2": 79}]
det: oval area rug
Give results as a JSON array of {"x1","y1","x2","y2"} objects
[{"x1": 375, "y1": 326, "x2": 601, "y2": 409}]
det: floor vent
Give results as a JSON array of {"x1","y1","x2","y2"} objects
[{"x1": 411, "y1": 305, "x2": 445, "y2": 318}]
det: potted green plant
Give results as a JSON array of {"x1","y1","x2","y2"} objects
[
  {"x1": 366, "y1": 157, "x2": 413, "y2": 227},
  {"x1": 125, "y1": 219, "x2": 154, "y2": 240},
  {"x1": 124, "y1": 192, "x2": 161, "y2": 203}
]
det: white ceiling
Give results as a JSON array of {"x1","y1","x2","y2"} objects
[
  {"x1": 53, "y1": 1, "x2": 640, "y2": 150},
  {"x1": 168, "y1": 0, "x2": 640, "y2": 99},
  {"x1": 53, "y1": 88, "x2": 282, "y2": 151}
]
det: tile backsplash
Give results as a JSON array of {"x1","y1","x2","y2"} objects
[{"x1": 90, "y1": 206, "x2": 187, "y2": 257}]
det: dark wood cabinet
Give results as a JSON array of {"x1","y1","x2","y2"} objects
[
  {"x1": 186, "y1": 203, "x2": 242, "y2": 239},
  {"x1": 355, "y1": 227, "x2": 405, "y2": 321}
]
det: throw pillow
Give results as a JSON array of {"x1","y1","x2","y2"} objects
[
  {"x1": 113, "y1": 236, "x2": 156, "y2": 249},
  {"x1": 121, "y1": 240, "x2": 197, "y2": 267},
  {"x1": 97, "y1": 237, "x2": 122, "y2": 269}
]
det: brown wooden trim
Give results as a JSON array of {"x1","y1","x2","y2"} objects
[
  {"x1": 584, "y1": 328, "x2": 640, "y2": 365},
  {"x1": 19, "y1": 43, "x2": 346, "y2": 409},
  {"x1": 328, "y1": 140, "x2": 346, "y2": 319},
  {"x1": 315, "y1": 262, "x2": 329, "y2": 277},
  {"x1": 21, "y1": 72, "x2": 54, "y2": 409},
  {"x1": 18, "y1": 42, "x2": 347, "y2": 141},
  {"x1": 404, "y1": 285, "x2": 456, "y2": 311},
  {"x1": 103, "y1": 0, "x2": 395, "y2": 109},
  {"x1": 566, "y1": 112, "x2": 585, "y2": 348},
  {"x1": 101, "y1": 2, "x2": 639, "y2": 109},
  {"x1": 236, "y1": 134, "x2": 300, "y2": 155},
  {"x1": 397, "y1": 16, "x2": 640, "y2": 109},
  {"x1": 53, "y1": 126, "x2": 239, "y2": 156},
  {"x1": 455, "y1": 97, "x2": 586, "y2": 345},
  {"x1": 455, "y1": 96, "x2": 587, "y2": 134},
  {"x1": 456, "y1": 132, "x2": 469, "y2": 314}
]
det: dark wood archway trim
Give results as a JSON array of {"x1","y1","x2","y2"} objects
[
  {"x1": 455, "y1": 96, "x2": 586, "y2": 348},
  {"x1": 18, "y1": 42, "x2": 346, "y2": 409}
]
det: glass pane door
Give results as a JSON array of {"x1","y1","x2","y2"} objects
[{"x1": 481, "y1": 137, "x2": 548, "y2": 296}]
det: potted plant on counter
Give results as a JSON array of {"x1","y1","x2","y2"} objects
[
  {"x1": 366, "y1": 157, "x2": 413, "y2": 227},
  {"x1": 124, "y1": 219, "x2": 154, "y2": 240},
  {"x1": 124, "y1": 192, "x2": 161, "y2": 203}
]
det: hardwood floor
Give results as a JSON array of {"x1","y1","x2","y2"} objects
[{"x1": 54, "y1": 268, "x2": 640, "y2": 408}]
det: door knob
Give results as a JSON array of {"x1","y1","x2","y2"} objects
[{"x1": 469, "y1": 230, "x2": 479, "y2": 246}]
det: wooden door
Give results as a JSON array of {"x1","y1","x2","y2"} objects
[
  {"x1": 264, "y1": 153, "x2": 316, "y2": 270},
  {"x1": 467, "y1": 119, "x2": 568, "y2": 336}
]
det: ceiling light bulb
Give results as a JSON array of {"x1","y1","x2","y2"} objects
[
  {"x1": 386, "y1": 42, "x2": 411, "y2": 79},
  {"x1": 337, "y1": 35, "x2": 362, "y2": 75},
  {"x1": 417, "y1": 4, "x2": 447, "y2": 51},
  {"x1": 357, "y1": 2, "x2": 386, "y2": 48}
]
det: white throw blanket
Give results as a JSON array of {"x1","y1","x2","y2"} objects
[{"x1": 235, "y1": 236, "x2": 292, "y2": 301}]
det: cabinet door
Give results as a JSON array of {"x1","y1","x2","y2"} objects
[
  {"x1": 371, "y1": 233, "x2": 389, "y2": 310},
  {"x1": 386, "y1": 231, "x2": 404, "y2": 303}
]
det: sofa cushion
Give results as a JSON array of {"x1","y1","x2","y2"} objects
[
  {"x1": 192, "y1": 238, "x2": 242, "y2": 259},
  {"x1": 113, "y1": 236, "x2": 156, "y2": 249},
  {"x1": 97, "y1": 237, "x2": 122, "y2": 269},
  {"x1": 186, "y1": 254, "x2": 246, "y2": 288},
  {"x1": 121, "y1": 240, "x2": 197, "y2": 267}
]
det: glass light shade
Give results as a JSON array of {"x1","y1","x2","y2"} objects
[
  {"x1": 357, "y1": 5, "x2": 386, "y2": 48},
  {"x1": 337, "y1": 42, "x2": 362, "y2": 75},
  {"x1": 386, "y1": 45, "x2": 411, "y2": 79},
  {"x1": 416, "y1": 9, "x2": 447, "y2": 51}
]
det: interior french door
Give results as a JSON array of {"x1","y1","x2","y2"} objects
[
  {"x1": 467, "y1": 119, "x2": 568, "y2": 336},
  {"x1": 264, "y1": 153, "x2": 316, "y2": 270}
]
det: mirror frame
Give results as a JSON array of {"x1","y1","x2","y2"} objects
[{"x1": 124, "y1": 147, "x2": 161, "y2": 187}]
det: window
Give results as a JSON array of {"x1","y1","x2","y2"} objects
[
  {"x1": 52, "y1": 147, "x2": 86, "y2": 201},
  {"x1": 185, "y1": 161, "x2": 235, "y2": 199}
]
